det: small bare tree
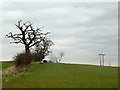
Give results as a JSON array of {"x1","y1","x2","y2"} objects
[
  {"x1": 6, "y1": 20, "x2": 50, "y2": 54},
  {"x1": 58, "y1": 52, "x2": 64, "y2": 62},
  {"x1": 49, "y1": 51, "x2": 58, "y2": 63},
  {"x1": 49, "y1": 51, "x2": 64, "y2": 63},
  {"x1": 33, "y1": 37, "x2": 53, "y2": 62}
]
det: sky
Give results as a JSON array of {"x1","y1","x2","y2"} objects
[{"x1": 0, "y1": 1, "x2": 118, "y2": 66}]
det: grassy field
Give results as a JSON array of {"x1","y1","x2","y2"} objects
[
  {"x1": 1, "y1": 61, "x2": 14, "y2": 70},
  {"x1": 2, "y1": 62, "x2": 118, "y2": 88}
]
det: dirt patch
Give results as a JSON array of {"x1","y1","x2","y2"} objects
[{"x1": 2, "y1": 66, "x2": 17, "y2": 76}]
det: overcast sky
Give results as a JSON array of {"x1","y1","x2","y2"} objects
[{"x1": 0, "y1": 2, "x2": 118, "y2": 66}]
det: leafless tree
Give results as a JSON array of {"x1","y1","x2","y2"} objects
[
  {"x1": 33, "y1": 37, "x2": 53, "y2": 62},
  {"x1": 49, "y1": 51, "x2": 57, "y2": 63},
  {"x1": 49, "y1": 51, "x2": 64, "y2": 63},
  {"x1": 58, "y1": 52, "x2": 64, "y2": 62},
  {"x1": 6, "y1": 20, "x2": 50, "y2": 54}
]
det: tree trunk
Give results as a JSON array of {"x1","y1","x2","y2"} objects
[
  {"x1": 25, "y1": 45, "x2": 30, "y2": 54},
  {"x1": 42, "y1": 55, "x2": 45, "y2": 60},
  {"x1": 40, "y1": 55, "x2": 45, "y2": 62}
]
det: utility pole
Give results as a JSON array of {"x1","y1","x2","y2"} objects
[
  {"x1": 99, "y1": 53, "x2": 106, "y2": 66},
  {"x1": 102, "y1": 54, "x2": 106, "y2": 66},
  {"x1": 99, "y1": 54, "x2": 101, "y2": 66}
]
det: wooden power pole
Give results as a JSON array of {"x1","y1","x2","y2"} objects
[
  {"x1": 99, "y1": 53, "x2": 106, "y2": 66},
  {"x1": 102, "y1": 54, "x2": 105, "y2": 66},
  {"x1": 99, "y1": 54, "x2": 101, "y2": 66}
]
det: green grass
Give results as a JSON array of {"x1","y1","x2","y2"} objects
[
  {"x1": 2, "y1": 62, "x2": 118, "y2": 88},
  {"x1": 1, "y1": 61, "x2": 14, "y2": 70}
]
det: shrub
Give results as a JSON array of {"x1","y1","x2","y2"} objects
[
  {"x1": 48, "y1": 60, "x2": 53, "y2": 63},
  {"x1": 14, "y1": 52, "x2": 32, "y2": 70},
  {"x1": 31, "y1": 53, "x2": 44, "y2": 62}
]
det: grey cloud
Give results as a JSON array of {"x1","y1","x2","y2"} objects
[{"x1": 1, "y1": 2, "x2": 118, "y2": 66}]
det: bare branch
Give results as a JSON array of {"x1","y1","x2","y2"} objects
[
  {"x1": 24, "y1": 22, "x2": 33, "y2": 32},
  {"x1": 29, "y1": 41, "x2": 42, "y2": 48},
  {"x1": 6, "y1": 20, "x2": 53, "y2": 55},
  {"x1": 10, "y1": 40, "x2": 23, "y2": 44},
  {"x1": 15, "y1": 20, "x2": 23, "y2": 32}
]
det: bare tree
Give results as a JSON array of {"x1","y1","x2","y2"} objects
[
  {"x1": 33, "y1": 37, "x2": 53, "y2": 62},
  {"x1": 6, "y1": 20, "x2": 50, "y2": 54},
  {"x1": 49, "y1": 51, "x2": 58, "y2": 63},
  {"x1": 58, "y1": 52, "x2": 64, "y2": 62},
  {"x1": 49, "y1": 51, "x2": 64, "y2": 63}
]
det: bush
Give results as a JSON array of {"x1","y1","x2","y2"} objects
[
  {"x1": 48, "y1": 60, "x2": 53, "y2": 63},
  {"x1": 31, "y1": 53, "x2": 44, "y2": 62},
  {"x1": 14, "y1": 52, "x2": 32, "y2": 70}
]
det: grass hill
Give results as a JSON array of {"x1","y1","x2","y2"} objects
[
  {"x1": 2, "y1": 61, "x2": 14, "y2": 70},
  {"x1": 2, "y1": 62, "x2": 118, "y2": 88}
]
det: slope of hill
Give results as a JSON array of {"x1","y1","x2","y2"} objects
[
  {"x1": 2, "y1": 62, "x2": 118, "y2": 88},
  {"x1": 2, "y1": 61, "x2": 14, "y2": 70}
]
